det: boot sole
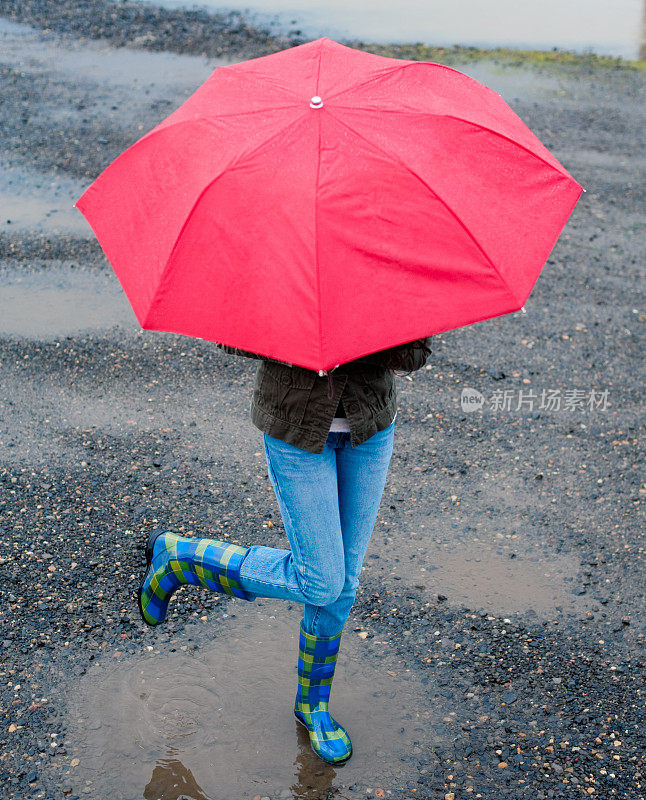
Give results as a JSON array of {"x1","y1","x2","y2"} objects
[
  {"x1": 137, "y1": 528, "x2": 167, "y2": 627},
  {"x1": 294, "y1": 711, "x2": 353, "y2": 764}
]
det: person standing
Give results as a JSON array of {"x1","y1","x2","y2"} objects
[{"x1": 138, "y1": 337, "x2": 432, "y2": 764}]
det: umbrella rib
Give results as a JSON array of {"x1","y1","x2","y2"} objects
[
  {"x1": 324, "y1": 64, "x2": 404, "y2": 104},
  {"x1": 134, "y1": 107, "x2": 302, "y2": 151},
  {"x1": 143, "y1": 111, "x2": 308, "y2": 326},
  {"x1": 201, "y1": 104, "x2": 302, "y2": 120},
  {"x1": 315, "y1": 41, "x2": 324, "y2": 368},
  {"x1": 326, "y1": 110, "x2": 522, "y2": 307},
  {"x1": 332, "y1": 105, "x2": 574, "y2": 182},
  {"x1": 217, "y1": 66, "x2": 306, "y2": 104}
]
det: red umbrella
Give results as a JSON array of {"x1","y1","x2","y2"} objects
[{"x1": 75, "y1": 37, "x2": 583, "y2": 372}]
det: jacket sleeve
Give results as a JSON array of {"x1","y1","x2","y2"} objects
[
  {"x1": 216, "y1": 343, "x2": 293, "y2": 366},
  {"x1": 355, "y1": 336, "x2": 433, "y2": 373}
]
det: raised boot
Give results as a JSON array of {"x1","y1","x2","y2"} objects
[
  {"x1": 294, "y1": 618, "x2": 353, "y2": 764},
  {"x1": 138, "y1": 529, "x2": 255, "y2": 626}
]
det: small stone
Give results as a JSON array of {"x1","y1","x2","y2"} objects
[
  {"x1": 498, "y1": 762, "x2": 508, "y2": 768},
  {"x1": 70, "y1": 758, "x2": 80, "y2": 767},
  {"x1": 487, "y1": 369, "x2": 505, "y2": 381}
]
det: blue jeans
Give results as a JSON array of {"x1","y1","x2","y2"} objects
[{"x1": 238, "y1": 417, "x2": 396, "y2": 637}]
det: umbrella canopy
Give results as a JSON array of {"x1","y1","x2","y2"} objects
[{"x1": 75, "y1": 37, "x2": 583, "y2": 372}]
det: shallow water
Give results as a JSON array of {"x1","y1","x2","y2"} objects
[
  {"x1": 0, "y1": 264, "x2": 137, "y2": 337},
  {"x1": 0, "y1": 18, "x2": 235, "y2": 238},
  {"x1": 64, "y1": 607, "x2": 441, "y2": 799},
  {"x1": 0, "y1": 17, "x2": 234, "y2": 91},
  {"x1": 386, "y1": 540, "x2": 582, "y2": 614},
  {"x1": 0, "y1": 158, "x2": 90, "y2": 236},
  {"x1": 141, "y1": 0, "x2": 646, "y2": 61},
  {"x1": 366, "y1": 469, "x2": 584, "y2": 615}
]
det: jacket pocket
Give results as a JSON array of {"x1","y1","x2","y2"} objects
[
  {"x1": 256, "y1": 362, "x2": 312, "y2": 426},
  {"x1": 358, "y1": 369, "x2": 394, "y2": 416}
]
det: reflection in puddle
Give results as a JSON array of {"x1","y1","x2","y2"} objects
[
  {"x1": 144, "y1": 750, "x2": 211, "y2": 800},
  {"x1": 290, "y1": 729, "x2": 339, "y2": 800},
  {"x1": 65, "y1": 608, "x2": 436, "y2": 798}
]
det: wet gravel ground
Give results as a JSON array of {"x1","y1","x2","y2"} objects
[
  {"x1": 0, "y1": 0, "x2": 292, "y2": 60},
  {"x1": 0, "y1": 2, "x2": 645, "y2": 799}
]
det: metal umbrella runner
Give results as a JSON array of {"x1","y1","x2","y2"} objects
[{"x1": 75, "y1": 37, "x2": 584, "y2": 371}]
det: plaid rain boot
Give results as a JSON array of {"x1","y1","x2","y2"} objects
[
  {"x1": 137, "y1": 529, "x2": 255, "y2": 626},
  {"x1": 294, "y1": 618, "x2": 353, "y2": 764}
]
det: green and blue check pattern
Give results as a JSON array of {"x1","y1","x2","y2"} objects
[
  {"x1": 294, "y1": 618, "x2": 353, "y2": 764},
  {"x1": 138, "y1": 530, "x2": 254, "y2": 626}
]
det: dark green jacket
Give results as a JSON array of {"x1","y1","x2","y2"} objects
[{"x1": 216, "y1": 338, "x2": 433, "y2": 454}]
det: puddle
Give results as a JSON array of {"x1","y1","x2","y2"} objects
[
  {"x1": 64, "y1": 606, "x2": 438, "y2": 799},
  {"x1": 0, "y1": 17, "x2": 235, "y2": 93},
  {"x1": 140, "y1": 0, "x2": 646, "y2": 61},
  {"x1": 0, "y1": 18, "x2": 235, "y2": 234},
  {"x1": 0, "y1": 17, "x2": 236, "y2": 141},
  {"x1": 405, "y1": 545, "x2": 580, "y2": 613},
  {"x1": 367, "y1": 456, "x2": 586, "y2": 615},
  {"x1": 0, "y1": 158, "x2": 90, "y2": 235},
  {"x1": 448, "y1": 60, "x2": 565, "y2": 104},
  {"x1": 364, "y1": 533, "x2": 582, "y2": 616},
  {"x1": 0, "y1": 264, "x2": 137, "y2": 337}
]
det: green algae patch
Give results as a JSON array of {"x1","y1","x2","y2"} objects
[{"x1": 345, "y1": 41, "x2": 646, "y2": 72}]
